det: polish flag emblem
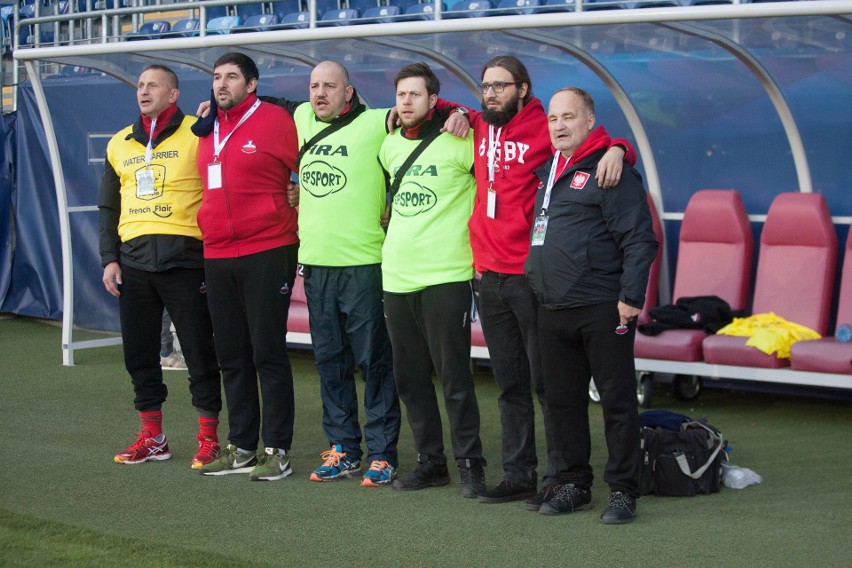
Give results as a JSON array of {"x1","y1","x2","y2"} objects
[
  {"x1": 242, "y1": 140, "x2": 257, "y2": 154},
  {"x1": 570, "y1": 171, "x2": 590, "y2": 190}
]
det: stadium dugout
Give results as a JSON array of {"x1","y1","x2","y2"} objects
[{"x1": 2, "y1": 0, "x2": 850, "y2": 399}]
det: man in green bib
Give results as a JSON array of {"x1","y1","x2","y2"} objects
[
  {"x1": 379, "y1": 63, "x2": 486, "y2": 498},
  {"x1": 274, "y1": 62, "x2": 402, "y2": 487}
]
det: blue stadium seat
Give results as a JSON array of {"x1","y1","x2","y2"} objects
[
  {"x1": 494, "y1": 0, "x2": 540, "y2": 15},
  {"x1": 632, "y1": 1, "x2": 679, "y2": 7},
  {"x1": 538, "y1": 0, "x2": 575, "y2": 12},
  {"x1": 160, "y1": 18, "x2": 200, "y2": 37},
  {"x1": 206, "y1": 15, "x2": 241, "y2": 34},
  {"x1": 319, "y1": 7, "x2": 359, "y2": 25},
  {"x1": 278, "y1": 10, "x2": 310, "y2": 27},
  {"x1": 362, "y1": 5, "x2": 400, "y2": 22},
  {"x1": 126, "y1": 19, "x2": 171, "y2": 40},
  {"x1": 399, "y1": 1, "x2": 446, "y2": 20},
  {"x1": 231, "y1": 13, "x2": 279, "y2": 32},
  {"x1": 444, "y1": 0, "x2": 493, "y2": 18},
  {"x1": 234, "y1": 2, "x2": 265, "y2": 20},
  {"x1": 583, "y1": 0, "x2": 626, "y2": 10}
]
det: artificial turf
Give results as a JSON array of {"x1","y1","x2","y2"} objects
[{"x1": 0, "y1": 316, "x2": 850, "y2": 567}]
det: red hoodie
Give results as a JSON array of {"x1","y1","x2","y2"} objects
[
  {"x1": 442, "y1": 97, "x2": 636, "y2": 274},
  {"x1": 196, "y1": 93, "x2": 299, "y2": 259}
]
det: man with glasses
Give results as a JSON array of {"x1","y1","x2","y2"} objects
[{"x1": 440, "y1": 56, "x2": 636, "y2": 509}]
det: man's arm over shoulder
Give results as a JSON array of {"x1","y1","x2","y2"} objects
[
  {"x1": 270, "y1": 104, "x2": 300, "y2": 173},
  {"x1": 259, "y1": 94, "x2": 305, "y2": 118},
  {"x1": 610, "y1": 137, "x2": 636, "y2": 166}
]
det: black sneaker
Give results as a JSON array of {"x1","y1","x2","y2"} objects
[
  {"x1": 538, "y1": 483, "x2": 593, "y2": 516},
  {"x1": 478, "y1": 480, "x2": 536, "y2": 504},
  {"x1": 392, "y1": 455, "x2": 450, "y2": 491},
  {"x1": 600, "y1": 491, "x2": 637, "y2": 524},
  {"x1": 458, "y1": 459, "x2": 486, "y2": 499},
  {"x1": 526, "y1": 484, "x2": 557, "y2": 511}
]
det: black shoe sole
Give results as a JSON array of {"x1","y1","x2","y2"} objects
[
  {"x1": 539, "y1": 501, "x2": 594, "y2": 516},
  {"x1": 478, "y1": 491, "x2": 536, "y2": 504},
  {"x1": 601, "y1": 512, "x2": 636, "y2": 525},
  {"x1": 391, "y1": 476, "x2": 451, "y2": 491}
]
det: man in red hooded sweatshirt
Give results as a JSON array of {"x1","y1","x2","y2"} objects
[
  {"x1": 440, "y1": 56, "x2": 637, "y2": 509},
  {"x1": 194, "y1": 53, "x2": 300, "y2": 482},
  {"x1": 525, "y1": 87, "x2": 658, "y2": 524}
]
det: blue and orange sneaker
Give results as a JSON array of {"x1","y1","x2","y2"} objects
[
  {"x1": 309, "y1": 444, "x2": 361, "y2": 482},
  {"x1": 361, "y1": 460, "x2": 396, "y2": 487}
]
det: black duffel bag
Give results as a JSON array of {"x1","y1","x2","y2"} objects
[{"x1": 639, "y1": 410, "x2": 726, "y2": 497}]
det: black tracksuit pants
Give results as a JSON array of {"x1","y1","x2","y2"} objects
[
  {"x1": 118, "y1": 264, "x2": 221, "y2": 414},
  {"x1": 204, "y1": 244, "x2": 297, "y2": 451},
  {"x1": 383, "y1": 280, "x2": 483, "y2": 466},
  {"x1": 537, "y1": 301, "x2": 641, "y2": 497}
]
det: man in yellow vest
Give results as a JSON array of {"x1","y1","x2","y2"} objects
[{"x1": 99, "y1": 65, "x2": 222, "y2": 471}]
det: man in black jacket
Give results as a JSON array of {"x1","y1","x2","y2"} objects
[{"x1": 524, "y1": 87, "x2": 657, "y2": 524}]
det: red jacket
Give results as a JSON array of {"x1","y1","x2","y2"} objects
[
  {"x1": 197, "y1": 94, "x2": 299, "y2": 259},
  {"x1": 455, "y1": 97, "x2": 636, "y2": 274}
]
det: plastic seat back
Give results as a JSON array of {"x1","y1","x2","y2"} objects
[
  {"x1": 126, "y1": 20, "x2": 171, "y2": 40},
  {"x1": 363, "y1": 5, "x2": 401, "y2": 21},
  {"x1": 280, "y1": 10, "x2": 310, "y2": 27},
  {"x1": 207, "y1": 15, "x2": 241, "y2": 34},
  {"x1": 495, "y1": 0, "x2": 540, "y2": 14},
  {"x1": 639, "y1": 191, "x2": 664, "y2": 324},
  {"x1": 751, "y1": 192, "x2": 837, "y2": 334},
  {"x1": 672, "y1": 189, "x2": 753, "y2": 310},
  {"x1": 403, "y1": 2, "x2": 446, "y2": 19},
  {"x1": 833, "y1": 230, "x2": 852, "y2": 329},
  {"x1": 232, "y1": 13, "x2": 280, "y2": 32},
  {"x1": 166, "y1": 18, "x2": 200, "y2": 37},
  {"x1": 319, "y1": 8, "x2": 359, "y2": 25},
  {"x1": 445, "y1": 0, "x2": 493, "y2": 18}
]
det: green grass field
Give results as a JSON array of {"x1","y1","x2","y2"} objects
[{"x1": 1, "y1": 316, "x2": 850, "y2": 567}]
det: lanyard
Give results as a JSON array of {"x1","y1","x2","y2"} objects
[
  {"x1": 541, "y1": 152, "x2": 571, "y2": 214},
  {"x1": 212, "y1": 99, "x2": 261, "y2": 162},
  {"x1": 487, "y1": 125, "x2": 502, "y2": 185},
  {"x1": 144, "y1": 118, "x2": 156, "y2": 167}
]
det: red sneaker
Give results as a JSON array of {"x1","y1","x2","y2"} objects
[
  {"x1": 114, "y1": 431, "x2": 171, "y2": 464},
  {"x1": 191, "y1": 434, "x2": 220, "y2": 470}
]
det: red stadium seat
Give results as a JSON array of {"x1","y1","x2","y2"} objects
[
  {"x1": 634, "y1": 190, "x2": 753, "y2": 361},
  {"x1": 287, "y1": 272, "x2": 311, "y2": 336},
  {"x1": 703, "y1": 192, "x2": 837, "y2": 368},
  {"x1": 638, "y1": 191, "x2": 664, "y2": 325},
  {"x1": 790, "y1": 229, "x2": 852, "y2": 375}
]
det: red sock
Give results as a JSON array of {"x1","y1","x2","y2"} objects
[
  {"x1": 198, "y1": 416, "x2": 219, "y2": 441},
  {"x1": 140, "y1": 410, "x2": 163, "y2": 438}
]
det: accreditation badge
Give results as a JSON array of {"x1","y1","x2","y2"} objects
[
  {"x1": 135, "y1": 168, "x2": 156, "y2": 197},
  {"x1": 207, "y1": 162, "x2": 222, "y2": 190},
  {"x1": 531, "y1": 214, "x2": 548, "y2": 247},
  {"x1": 486, "y1": 188, "x2": 496, "y2": 219}
]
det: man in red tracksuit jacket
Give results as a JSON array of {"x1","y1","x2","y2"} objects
[
  {"x1": 440, "y1": 56, "x2": 637, "y2": 509},
  {"x1": 194, "y1": 52, "x2": 300, "y2": 482}
]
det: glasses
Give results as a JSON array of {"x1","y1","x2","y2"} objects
[{"x1": 477, "y1": 81, "x2": 516, "y2": 94}]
